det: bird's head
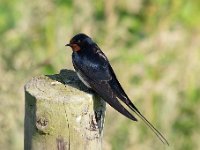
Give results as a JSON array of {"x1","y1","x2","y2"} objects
[{"x1": 66, "y1": 33, "x2": 94, "y2": 52}]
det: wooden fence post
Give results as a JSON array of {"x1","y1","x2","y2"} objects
[{"x1": 24, "y1": 69, "x2": 106, "y2": 150}]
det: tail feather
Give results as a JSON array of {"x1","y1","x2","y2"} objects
[
  {"x1": 112, "y1": 83, "x2": 169, "y2": 145},
  {"x1": 128, "y1": 102, "x2": 169, "y2": 145}
]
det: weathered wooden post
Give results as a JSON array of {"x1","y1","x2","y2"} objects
[{"x1": 24, "y1": 69, "x2": 106, "y2": 150}]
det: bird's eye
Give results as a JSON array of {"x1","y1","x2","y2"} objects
[{"x1": 77, "y1": 40, "x2": 81, "y2": 43}]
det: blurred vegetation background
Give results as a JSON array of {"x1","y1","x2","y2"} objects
[{"x1": 0, "y1": 0, "x2": 200, "y2": 149}]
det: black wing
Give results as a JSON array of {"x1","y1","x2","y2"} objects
[
  {"x1": 73, "y1": 62, "x2": 137, "y2": 122},
  {"x1": 73, "y1": 48, "x2": 169, "y2": 145}
]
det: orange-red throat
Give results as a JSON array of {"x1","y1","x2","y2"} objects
[{"x1": 66, "y1": 43, "x2": 81, "y2": 52}]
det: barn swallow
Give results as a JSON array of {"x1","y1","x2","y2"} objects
[{"x1": 66, "y1": 33, "x2": 169, "y2": 145}]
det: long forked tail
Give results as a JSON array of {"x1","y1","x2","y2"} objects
[{"x1": 128, "y1": 102, "x2": 169, "y2": 145}]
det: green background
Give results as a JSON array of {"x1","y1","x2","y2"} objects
[{"x1": 0, "y1": 0, "x2": 200, "y2": 149}]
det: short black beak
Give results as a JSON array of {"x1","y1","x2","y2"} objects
[{"x1": 65, "y1": 43, "x2": 71, "y2": 46}]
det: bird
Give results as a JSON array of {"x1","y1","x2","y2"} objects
[{"x1": 66, "y1": 33, "x2": 169, "y2": 145}]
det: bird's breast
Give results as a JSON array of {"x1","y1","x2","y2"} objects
[{"x1": 76, "y1": 71, "x2": 91, "y2": 88}]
